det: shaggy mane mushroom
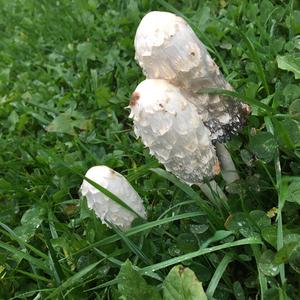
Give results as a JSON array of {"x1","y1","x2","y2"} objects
[
  {"x1": 134, "y1": 11, "x2": 250, "y2": 144},
  {"x1": 130, "y1": 11, "x2": 250, "y2": 201},
  {"x1": 80, "y1": 166, "x2": 147, "y2": 229}
]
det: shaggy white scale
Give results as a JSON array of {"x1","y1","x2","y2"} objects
[
  {"x1": 130, "y1": 11, "x2": 250, "y2": 200},
  {"x1": 134, "y1": 11, "x2": 249, "y2": 143}
]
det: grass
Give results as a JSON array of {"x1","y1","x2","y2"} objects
[{"x1": 1, "y1": 0, "x2": 300, "y2": 299}]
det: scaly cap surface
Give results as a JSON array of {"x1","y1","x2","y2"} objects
[
  {"x1": 80, "y1": 166, "x2": 147, "y2": 229},
  {"x1": 129, "y1": 79, "x2": 220, "y2": 185},
  {"x1": 134, "y1": 11, "x2": 228, "y2": 91},
  {"x1": 134, "y1": 11, "x2": 250, "y2": 142}
]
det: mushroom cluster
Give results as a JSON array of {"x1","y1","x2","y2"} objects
[
  {"x1": 129, "y1": 11, "x2": 249, "y2": 195},
  {"x1": 79, "y1": 11, "x2": 250, "y2": 230}
]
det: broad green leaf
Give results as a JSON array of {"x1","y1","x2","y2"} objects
[
  {"x1": 14, "y1": 207, "x2": 43, "y2": 242},
  {"x1": 95, "y1": 86, "x2": 113, "y2": 107},
  {"x1": 274, "y1": 242, "x2": 299, "y2": 264},
  {"x1": 258, "y1": 250, "x2": 279, "y2": 277},
  {"x1": 283, "y1": 84, "x2": 300, "y2": 106},
  {"x1": 225, "y1": 212, "x2": 259, "y2": 238},
  {"x1": 233, "y1": 281, "x2": 245, "y2": 300},
  {"x1": 163, "y1": 265, "x2": 207, "y2": 300},
  {"x1": 290, "y1": 10, "x2": 300, "y2": 34},
  {"x1": 261, "y1": 226, "x2": 277, "y2": 248},
  {"x1": 77, "y1": 42, "x2": 96, "y2": 63},
  {"x1": 249, "y1": 132, "x2": 277, "y2": 163},
  {"x1": 249, "y1": 210, "x2": 271, "y2": 229},
  {"x1": 46, "y1": 112, "x2": 91, "y2": 135},
  {"x1": 282, "y1": 119, "x2": 300, "y2": 146},
  {"x1": 277, "y1": 55, "x2": 300, "y2": 79},
  {"x1": 117, "y1": 260, "x2": 161, "y2": 300},
  {"x1": 273, "y1": 118, "x2": 300, "y2": 150},
  {"x1": 289, "y1": 99, "x2": 300, "y2": 117},
  {"x1": 176, "y1": 233, "x2": 198, "y2": 253},
  {"x1": 289, "y1": 244, "x2": 300, "y2": 274},
  {"x1": 286, "y1": 181, "x2": 300, "y2": 205}
]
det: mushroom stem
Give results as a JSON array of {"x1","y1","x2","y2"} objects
[
  {"x1": 198, "y1": 180, "x2": 228, "y2": 202},
  {"x1": 216, "y1": 143, "x2": 239, "y2": 185}
]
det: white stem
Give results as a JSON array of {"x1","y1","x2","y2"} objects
[
  {"x1": 198, "y1": 180, "x2": 228, "y2": 202},
  {"x1": 216, "y1": 143, "x2": 239, "y2": 185}
]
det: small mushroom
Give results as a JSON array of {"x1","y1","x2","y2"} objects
[
  {"x1": 80, "y1": 166, "x2": 147, "y2": 229},
  {"x1": 129, "y1": 79, "x2": 220, "y2": 185},
  {"x1": 134, "y1": 11, "x2": 250, "y2": 143}
]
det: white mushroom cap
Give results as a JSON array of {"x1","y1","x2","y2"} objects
[
  {"x1": 134, "y1": 11, "x2": 231, "y2": 92},
  {"x1": 80, "y1": 166, "x2": 147, "y2": 229},
  {"x1": 134, "y1": 11, "x2": 250, "y2": 142},
  {"x1": 129, "y1": 79, "x2": 220, "y2": 185}
]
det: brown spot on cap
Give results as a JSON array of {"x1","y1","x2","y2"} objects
[
  {"x1": 190, "y1": 51, "x2": 195, "y2": 56},
  {"x1": 213, "y1": 161, "x2": 221, "y2": 175},
  {"x1": 242, "y1": 104, "x2": 251, "y2": 115},
  {"x1": 130, "y1": 92, "x2": 140, "y2": 106}
]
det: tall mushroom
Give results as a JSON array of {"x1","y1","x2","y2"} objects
[
  {"x1": 134, "y1": 11, "x2": 250, "y2": 144},
  {"x1": 80, "y1": 166, "x2": 147, "y2": 229},
  {"x1": 129, "y1": 11, "x2": 250, "y2": 200},
  {"x1": 129, "y1": 79, "x2": 226, "y2": 201}
]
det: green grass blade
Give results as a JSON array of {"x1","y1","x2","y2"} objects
[
  {"x1": 84, "y1": 278, "x2": 119, "y2": 292},
  {"x1": 0, "y1": 222, "x2": 48, "y2": 259},
  {"x1": 201, "y1": 230, "x2": 234, "y2": 249},
  {"x1": 157, "y1": 200, "x2": 196, "y2": 220},
  {"x1": 9, "y1": 289, "x2": 56, "y2": 300},
  {"x1": 126, "y1": 159, "x2": 160, "y2": 182},
  {"x1": 41, "y1": 222, "x2": 64, "y2": 286},
  {"x1": 141, "y1": 237, "x2": 261, "y2": 274},
  {"x1": 106, "y1": 220, "x2": 152, "y2": 265},
  {"x1": 251, "y1": 245, "x2": 268, "y2": 300},
  {"x1": 206, "y1": 253, "x2": 234, "y2": 298},
  {"x1": 87, "y1": 238, "x2": 261, "y2": 292},
  {"x1": 0, "y1": 241, "x2": 50, "y2": 272},
  {"x1": 265, "y1": 116, "x2": 286, "y2": 286},
  {"x1": 72, "y1": 211, "x2": 203, "y2": 256},
  {"x1": 151, "y1": 168, "x2": 201, "y2": 200},
  {"x1": 44, "y1": 261, "x2": 101, "y2": 300},
  {"x1": 83, "y1": 176, "x2": 143, "y2": 219},
  {"x1": 151, "y1": 168, "x2": 222, "y2": 226},
  {"x1": 238, "y1": 31, "x2": 270, "y2": 95},
  {"x1": 16, "y1": 269, "x2": 52, "y2": 283}
]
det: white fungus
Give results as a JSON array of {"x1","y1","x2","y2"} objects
[
  {"x1": 80, "y1": 166, "x2": 147, "y2": 229},
  {"x1": 129, "y1": 79, "x2": 220, "y2": 184},
  {"x1": 134, "y1": 11, "x2": 250, "y2": 143},
  {"x1": 134, "y1": 11, "x2": 231, "y2": 92}
]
